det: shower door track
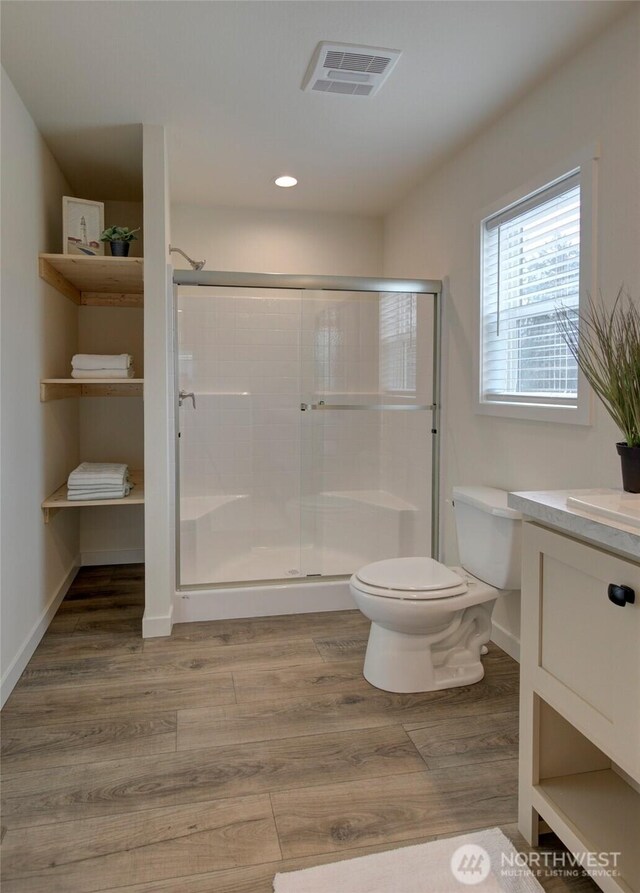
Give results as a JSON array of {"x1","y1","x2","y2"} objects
[
  {"x1": 173, "y1": 269, "x2": 441, "y2": 295},
  {"x1": 173, "y1": 269, "x2": 444, "y2": 582}
]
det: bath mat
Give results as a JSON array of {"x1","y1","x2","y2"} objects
[{"x1": 273, "y1": 827, "x2": 544, "y2": 892}]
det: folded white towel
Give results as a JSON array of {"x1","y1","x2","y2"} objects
[
  {"x1": 68, "y1": 463, "x2": 129, "y2": 489},
  {"x1": 67, "y1": 483, "x2": 133, "y2": 501},
  {"x1": 68, "y1": 462, "x2": 128, "y2": 477},
  {"x1": 68, "y1": 480, "x2": 128, "y2": 491},
  {"x1": 71, "y1": 368, "x2": 135, "y2": 379},
  {"x1": 68, "y1": 483, "x2": 127, "y2": 492},
  {"x1": 72, "y1": 354, "x2": 132, "y2": 371}
]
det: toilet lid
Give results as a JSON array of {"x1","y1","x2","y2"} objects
[{"x1": 354, "y1": 558, "x2": 467, "y2": 599}]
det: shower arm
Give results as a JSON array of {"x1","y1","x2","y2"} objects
[{"x1": 169, "y1": 245, "x2": 206, "y2": 271}]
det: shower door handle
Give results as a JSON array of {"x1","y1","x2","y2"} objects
[
  {"x1": 300, "y1": 402, "x2": 434, "y2": 411},
  {"x1": 179, "y1": 390, "x2": 196, "y2": 409}
]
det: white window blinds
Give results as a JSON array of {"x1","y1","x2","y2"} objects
[
  {"x1": 379, "y1": 292, "x2": 417, "y2": 393},
  {"x1": 481, "y1": 171, "x2": 581, "y2": 406}
]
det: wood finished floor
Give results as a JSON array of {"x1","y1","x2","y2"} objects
[{"x1": 1, "y1": 564, "x2": 599, "y2": 893}]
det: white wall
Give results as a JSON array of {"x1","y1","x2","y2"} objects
[
  {"x1": 171, "y1": 204, "x2": 383, "y2": 277},
  {"x1": 0, "y1": 69, "x2": 79, "y2": 703},
  {"x1": 383, "y1": 8, "x2": 640, "y2": 657},
  {"x1": 142, "y1": 125, "x2": 175, "y2": 637}
]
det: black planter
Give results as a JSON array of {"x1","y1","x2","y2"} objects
[
  {"x1": 109, "y1": 241, "x2": 130, "y2": 257},
  {"x1": 616, "y1": 442, "x2": 640, "y2": 493}
]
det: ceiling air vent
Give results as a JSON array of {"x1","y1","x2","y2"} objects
[{"x1": 302, "y1": 42, "x2": 401, "y2": 97}]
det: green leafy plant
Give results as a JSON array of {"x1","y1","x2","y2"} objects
[
  {"x1": 100, "y1": 226, "x2": 140, "y2": 243},
  {"x1": 557, "y1": 288, "x2": 640, "y2": 447}
]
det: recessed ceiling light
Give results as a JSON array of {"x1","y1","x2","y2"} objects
[{"x1": 275, "y1": 176, "x2": 298, "y2": 188}]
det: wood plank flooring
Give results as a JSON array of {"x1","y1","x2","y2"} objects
[{"x1": 1, "y1": 564, "x2": 598, "y2": 893}]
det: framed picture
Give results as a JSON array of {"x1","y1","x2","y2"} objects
[{"x1": 62, "y1": 197, "x2": 104, "y2": 256}]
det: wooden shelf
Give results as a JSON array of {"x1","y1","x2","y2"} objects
[
  {"x1": 40, "y1": 379, "x2": 144, "y2": 401},
  {"x1": 39, "y1": 254, "x2": 143, "y2": 307},
  {"x1": 534, "y1": 769, "x2": 640, "y2": 892},
  {"x1": 42, "y1": 471, "x2": 144, "y2": 523}
]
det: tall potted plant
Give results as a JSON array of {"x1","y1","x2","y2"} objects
[
  {"x1": 558, "y1": 289, "x2": 640, "y2": 492},
  {"x1": 100, "y1": 226, "x2": 140, "y2": 257}
]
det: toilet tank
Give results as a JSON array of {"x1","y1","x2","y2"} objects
[{"x1": 452, "y1": 486, "x2": 522, "y2": 590}]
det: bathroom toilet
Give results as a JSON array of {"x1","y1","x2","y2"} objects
[{"x1": 349, "y1": 486, "x2": 522, "y2": 693}]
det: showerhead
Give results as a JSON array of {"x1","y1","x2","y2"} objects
[{"x1": 169, "y1": 245, "x2": 206, "y2": 271}]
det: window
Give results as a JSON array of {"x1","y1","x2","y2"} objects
[
  {"x1": 478, "y1": 160, "x2": 595, "y2": 424},
  {"x1": 379, "y1": 292, "x2": 416, "y2": 393}
]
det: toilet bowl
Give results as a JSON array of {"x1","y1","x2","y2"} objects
[
  {"x1": 350, "y1": 486, "x2": 522, "y2": 693},
  {"x1": 350, "y1": 558, "x2": 498, "y2": 693}
]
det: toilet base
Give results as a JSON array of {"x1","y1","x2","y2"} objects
[{"x1": 362, "y1": 603, "x2": 493, "y2": 693}]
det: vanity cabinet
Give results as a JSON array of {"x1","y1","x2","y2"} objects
[{"x1": 518, "y1": 519, "x2": 640, "y2": 893}]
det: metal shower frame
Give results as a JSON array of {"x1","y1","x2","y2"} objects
[{"x1": 173, "y1": 269, "x2": 444, "y2": 570}]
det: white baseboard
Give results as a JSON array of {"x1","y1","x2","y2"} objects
[
  {"x1": 491, "y1": 620, "x2": 520, "y2": 662},
  {"x1": 0, "y1": 562, "x2": 78, "y2": 707},
  {"x1": 80, "y1": 548, "x2": 145, "y2": 566},
  {"x1": 174, "y1": 579, "x2": 355, "y2": 624},
  {"x1": 142, "y1": 602, "x2": 174, "y2": 638}
]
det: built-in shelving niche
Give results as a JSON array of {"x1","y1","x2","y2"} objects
[{"x1": 39, "y1": 253, "x2": 145, "y2": 521}]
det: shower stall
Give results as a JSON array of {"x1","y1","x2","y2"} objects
[{"x1": 173, "y1": 271, "x2": 442, "y2": 609}]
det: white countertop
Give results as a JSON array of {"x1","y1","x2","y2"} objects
[{"x1": 508, "y1": 488, "x2": 640, "y2": 562}]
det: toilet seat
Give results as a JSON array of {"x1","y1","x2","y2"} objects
[{"x1": 352, "y1": 557, "x2": 469, "y2": 600}]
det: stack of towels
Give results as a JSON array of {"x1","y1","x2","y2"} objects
[
  {"x1": 71, "y1": 354, "x2": 135, "y2": 379},
  {"x1": 67, "y1": 463, "x2": 132, "y2": 501}
]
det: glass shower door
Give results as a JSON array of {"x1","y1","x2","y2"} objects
[
  {"x1": 177, "y1": 285, "x2": 304, "y2": 586},
  {"x1": 176, "y1": 283, "x2": 435, "y2": 588},
  {"x1": 299, "y1": 290, "x2": 433, "y2": 577}
]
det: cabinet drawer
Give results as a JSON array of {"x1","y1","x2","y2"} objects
[{"x1": 522, "y1": 523, "x2": 640, "y2": 776}]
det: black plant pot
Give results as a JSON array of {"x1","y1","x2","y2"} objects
[
  {"x1": 109, "y1": 241, "x2": 130, "y2": 257},
  {"x1": 616, "y1": 442, "x2": 640, "y2": 493}
]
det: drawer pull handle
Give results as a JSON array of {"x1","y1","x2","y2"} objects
[{"x1": 607, "y1": 583, "x2": 636, "y2": 607}]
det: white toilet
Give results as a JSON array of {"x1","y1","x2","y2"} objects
[{"x1": 349, "y1": 486, "x2": 522, "y2": 693}]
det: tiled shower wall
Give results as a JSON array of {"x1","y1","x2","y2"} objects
[
  {"x1": 178, "y1": 289, "x2": 301, "y2": 502},
  {"x1": 379, "y1": 294, "x2": 434, "y2": 554},
  {"x1": 178, "y1": 289, "x2": 385, "y2": 502}
]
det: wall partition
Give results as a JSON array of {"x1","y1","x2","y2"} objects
[{"x1": 173, "y1": 272, "x2": 442, "y2": 589}]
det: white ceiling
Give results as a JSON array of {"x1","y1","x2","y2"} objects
[{"x1": 1, "y1": 0, "x2": 630, "y2": 214}]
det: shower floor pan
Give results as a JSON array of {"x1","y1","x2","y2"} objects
[{"x1": 179, "y1": 489, "x2": 422, "y2": 588}]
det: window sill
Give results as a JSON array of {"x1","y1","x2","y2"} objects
[{"x1": 475, "y1": 398, "x2": 591, "y2": 426}]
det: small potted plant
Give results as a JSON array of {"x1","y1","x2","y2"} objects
[
  {"x1": 100, "y1": 226, "x2": 140, "y2": 257},
  {"x1": 558, "y1": 288, "x2": 640, "y2": 492}
]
